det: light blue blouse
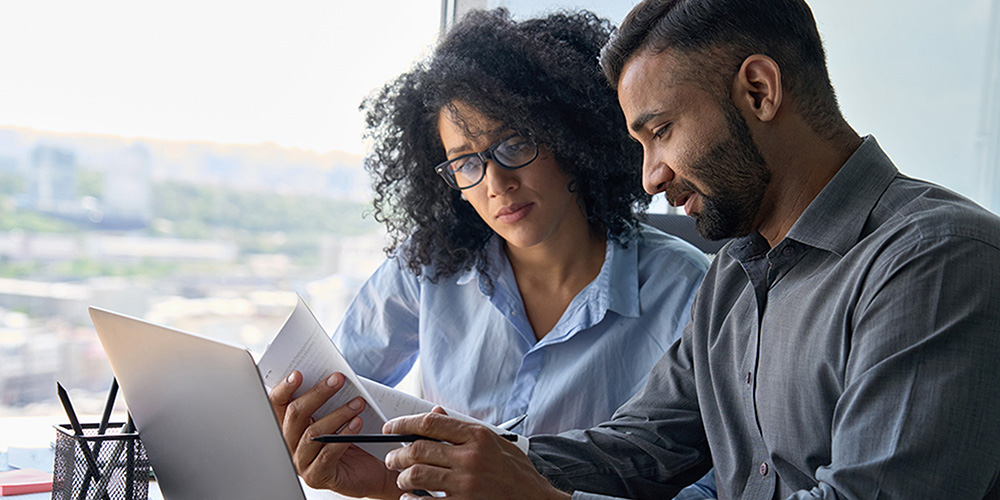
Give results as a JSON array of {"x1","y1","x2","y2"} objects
[{"x1": 332, "y1": 224, "x2": 709, "y2": 436}]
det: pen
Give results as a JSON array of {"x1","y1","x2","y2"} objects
[
  {"x1": 82, "y1": 379, "x2": 118, "y2": 496},
  {"x1": 91, "y1": 414, "x2": 135, "y2": 500},
  {"x1": 312, "y1": 433, "x2": 519, "y2": 444},
  {"x1": 498, "y1": 413, "x2": 527, "y2": 431},
  {"x1": 56, "y1": 382, "x2": 110, "y2": 500}
]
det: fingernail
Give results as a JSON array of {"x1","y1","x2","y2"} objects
[
  {"x1": 286, "y1": 372, "x2": 297, "y2": 384},
  {"x1": 349, "y1": 417, "x2": 362, "y2": 431},
  {"x1": 326, "y1": 373, "x2": 340, "y2": 387},
  {"x1": 348, "y1": 398, "x2": 364, "y2": 410}
]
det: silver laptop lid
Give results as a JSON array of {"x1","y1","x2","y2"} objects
[{"x1": 89, "y1": 306, "x2": 306, "y2": 500}]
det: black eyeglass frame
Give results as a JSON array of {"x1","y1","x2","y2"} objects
[{"x1": 433, "y1": 134, "x2": 539, "y2": 190}]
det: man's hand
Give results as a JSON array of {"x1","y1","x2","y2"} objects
[
  {"x1": 383, "y1": 409, "x2": 572, "y2": 500},
  {"x1": 268, "y1": 370, "x2": 404, "y2": 500}
]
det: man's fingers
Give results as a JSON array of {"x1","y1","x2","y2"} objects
[
  {"x1": 383, "y1": 411, "x2": 477, "y2": 444},
  {"x1": 294, "y1": 396, "x2": 367, "y2": 468},
  {"x1": 385, "y1": 438, "x2": 454, "y2": 471},
  {"x1": 268, "y1": 370, "x2": 303, "y2": 420},
  {"x1": 279, "y1": 373, "x2": 346, "y2": 458},
  {"x1": 298, "y1": 411, "x2": 364, "y2": 481},
  {"x1": 395, "y1": 462, "x2": 453, "y2": 494},
  {"x1": 283, "y1": 373, "x2": 346, "y2": 426}
]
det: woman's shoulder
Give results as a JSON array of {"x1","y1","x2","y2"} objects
[{"x1": 632, "y1": 222, "x2": 711, "y2": 275}]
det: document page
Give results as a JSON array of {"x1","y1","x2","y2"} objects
[
  {"x1": 257, "y1": 296, "x2": 399, "y2": 459},
  {"x1": 258, "y1": 296, "x2": 528, "y2": 457}
]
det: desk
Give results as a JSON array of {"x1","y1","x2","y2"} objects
[
  {"x1": 1, "y1": 416, "x2": 354, "y2": 500},
  {"x1": 12, "y1": 479, "x2": 351, "y2": 499}
]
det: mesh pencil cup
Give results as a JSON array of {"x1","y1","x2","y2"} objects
[{"x1": 52, "y1": 423, "x2": 150, "y2": 500}]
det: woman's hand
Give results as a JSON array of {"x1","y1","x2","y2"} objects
[
  {"x1": 268, "y1": 371, "x2": 405, "y2": 500},
  {"x1": 384, "y1": 409, "x2": 571, "y2": 500}
]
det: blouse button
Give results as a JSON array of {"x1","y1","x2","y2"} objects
[{"x1": 759, "y1": 462, "x2": 769, "y2": 476}]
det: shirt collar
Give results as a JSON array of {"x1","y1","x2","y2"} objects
[
  {"x1": 456, "y1": 233, "x2": 640, "y2": 319},
  {"x1": 728, "y1": 135, "x2": 898, "y2": 261},
  {"x1": 785, "y1": 135, "x2": 898, "y2": 256},
  {"x1": 604, "y1": 235, "x2": 640, "y2": 318}
]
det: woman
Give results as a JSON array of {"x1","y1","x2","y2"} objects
[{"x1": 283, "y1": 8, "x2": 715, "y2": 499}]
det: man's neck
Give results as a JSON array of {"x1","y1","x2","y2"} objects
[{"x1": 755, "y1": 126, "x2": 863, "y2": 247}]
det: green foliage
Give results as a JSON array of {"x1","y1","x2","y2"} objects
[
  {"x1": 0, "y1": 172, "x2": 25, "y2": 195},
  {"x1": 0, "y1": 204, "x2": 74, "y2": 232},
  {"x1": 153, "y1": 181, "x2": 378, "y2": 237},
  {"x1": 48, "y1": 259, "x2": 181, "y2": 279},
  {"x1": 0, "y1": 259, "x2": 44, "y2": 278},
  {"x1": 77, "y1": 169, "x2": 103, "y2": 198}
]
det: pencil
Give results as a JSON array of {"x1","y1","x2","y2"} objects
[
  {"x1": 312, "y1": 433, "x2": 518, "y2": 444},
  {"x1": 56, "y1": 382, "x2": 110, "y2": 500}
]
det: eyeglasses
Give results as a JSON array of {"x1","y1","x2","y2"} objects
[{"x1": 434, "y1": 134, "x2": 538, "y2": 190}]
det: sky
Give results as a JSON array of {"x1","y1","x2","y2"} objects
[
  {"x1": 0, "y1": 0, "x2": 440, "y2": 155},
  {"x1": 0, "y1": 0, "x2": 996, "y2": 208}
]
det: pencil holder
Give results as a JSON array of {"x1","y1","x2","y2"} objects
[{"x1": 52, "y1": 423, "x2": 150, "y2": 500}]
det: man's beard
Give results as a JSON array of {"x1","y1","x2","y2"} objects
[{"x1": 685, "y1": 103, "x2": 771, "y2": 240}]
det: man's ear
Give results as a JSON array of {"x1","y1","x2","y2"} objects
[{"x1": 732, "y1": 54, "x2": 782, "y2": 122}]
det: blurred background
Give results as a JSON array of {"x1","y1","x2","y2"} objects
[{"x1": 0, "y1": 0, "x2": 996, "y2": 437}]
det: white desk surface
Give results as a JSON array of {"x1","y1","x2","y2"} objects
[
  {"x1": 2, "y1": 416, "x2": 355, "y2": 500},
  {"x1": 13, "y1": 479, "x2": 353, "y2": 499}
]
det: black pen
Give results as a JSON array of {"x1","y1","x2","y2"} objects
[
  {"x1": 82, "y1": 379, "x2": 119, "y2": 495},
  {"x1": 498, "y1": 413, "x2": 527, "y2": 431},
  {"x1": 312, "y1": 433, "x2": 519, "y2": 444},
  {"x1": 57, "y1": 382, "x2": 110, "y2": 500}
]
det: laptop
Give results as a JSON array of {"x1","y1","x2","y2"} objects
[{"x1": 89, "y1": 306, "x2": 310, "y2": 500}]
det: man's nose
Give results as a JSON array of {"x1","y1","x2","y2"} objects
[{"x1": 642, "y1": 152, "x2": 675, "y2": 195}]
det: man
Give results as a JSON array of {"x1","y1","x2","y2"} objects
[{"x1": 271, "y1": 0, "x2": 1000, "y2": 498}]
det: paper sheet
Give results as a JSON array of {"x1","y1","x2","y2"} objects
[
  {"x1": 257, "y1": 296, "x2": 528, "y2": 458},
  {"x1": 257, "y1": 296, "x2": 398, "y2": 459}
]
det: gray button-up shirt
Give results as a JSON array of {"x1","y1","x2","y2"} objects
[{"x1": 529, "y1": 137, "x2": 1000, "y2": 499}]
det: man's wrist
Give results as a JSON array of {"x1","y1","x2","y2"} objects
[{"x1": 375, "y1": 470, "x2": 405, "y2": 500}]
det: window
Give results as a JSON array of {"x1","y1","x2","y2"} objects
[{"x1": 0, "y1": 0, "x2": 438, "y2": 444}]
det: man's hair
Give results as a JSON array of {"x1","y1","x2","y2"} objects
[
  {"x1": 601, "y1": 0, "x2": 844, "y2": 137},
  {"x1": 362, "y1": 8, "x2": 647, "y2": 282}
]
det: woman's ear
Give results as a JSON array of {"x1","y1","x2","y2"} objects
[{"x1": 732, "y1": 54, "x2": 782, "y2": 123}]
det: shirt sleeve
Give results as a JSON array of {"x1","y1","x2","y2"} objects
[
  {"x1": 331, "y1": 257, "x2": 423, "y2": 387},
  {"x1": 787, "y1": 234, "x2": 1000, "y2": 499},
  {"x1": 528, "y1": 318, "x2": 712, "y2": 500}
]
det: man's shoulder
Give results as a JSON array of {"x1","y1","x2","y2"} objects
[{"x1": 866, "y1": 175, "x2": 1000, "y2": 249}]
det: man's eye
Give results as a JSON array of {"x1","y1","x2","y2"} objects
[{"x1": 653, "y1": 123, "x2": 672, "y2": 139}]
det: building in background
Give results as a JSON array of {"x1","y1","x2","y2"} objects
[{"x1": 28, "y1": 145, "x2": 77, "y2": 214}]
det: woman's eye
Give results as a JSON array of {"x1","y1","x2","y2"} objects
[{"x1": 451, "y1": 160, "x2": 470, "y2": 173}]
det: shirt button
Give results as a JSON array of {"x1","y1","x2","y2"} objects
[
  {"x1": 759, "y1": 462, "x2": 769, "y2": 476},
  {"x1": 782, "y1": 245, "x2": 795, "y2": 257}
]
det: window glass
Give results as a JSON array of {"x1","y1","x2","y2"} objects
[
  {"x1": 0, "y1": 0, "x2": 438, "y2": 432},
  {"x1": 485, "y1": 0, "x2": 998, "y2": 213}
]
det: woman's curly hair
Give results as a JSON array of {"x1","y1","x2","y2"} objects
[{"x1": 361, "y1": 8, "x2": 648, "y2": 281}]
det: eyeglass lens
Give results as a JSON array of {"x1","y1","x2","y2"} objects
[{"x1": 445, "y1": 136, "x2": 536, "y2": 189}]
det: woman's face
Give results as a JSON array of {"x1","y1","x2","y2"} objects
[{"x1": 437, "y1": 102, "x2": 588, "y2": 251}]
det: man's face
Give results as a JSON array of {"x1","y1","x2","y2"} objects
[{"x1": 618, "y1": 49, "x2": 770, "y2": 240}]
